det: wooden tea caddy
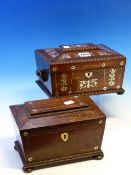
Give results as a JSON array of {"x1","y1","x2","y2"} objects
[{"x1": 10, "y1": 95, "x2": 106, "y2": 173}]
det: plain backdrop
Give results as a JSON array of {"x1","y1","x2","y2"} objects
[{"x1": 0, "y1": 0, "x2": 131, "y2": 175}]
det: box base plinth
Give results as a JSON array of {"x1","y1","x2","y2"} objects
[
  {"x1": 36, "y1": 80, "x2": 125, "y2": 97},
  {"x1": 14, "y1": 140, "x2": 104, "y2": 173}
]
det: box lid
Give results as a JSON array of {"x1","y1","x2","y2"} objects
[
  {"x1": 10, "y1": 95, "x2": 106, "y2": 131},
  {"x1": 35, "y1": 43, "x2": 126, "y2": 65},
  {"x1": 24, "y1": 96, "x2": 89, "y2": 117}
]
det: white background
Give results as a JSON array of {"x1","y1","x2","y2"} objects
[{"x1": 0, "y1": 82, "x2": 131, "y2": 175}]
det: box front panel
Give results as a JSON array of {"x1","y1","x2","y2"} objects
[
  {"x1": 25, "y1": 120, "x2": 105, "y2": 163},
  {"x1": 72, "y1": 66, "x2": 125, "y2": 93},
  {"x1": 52, "y1": 65, "x2": 125, "y2": 96}
]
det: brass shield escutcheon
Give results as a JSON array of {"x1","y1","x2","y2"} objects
[
  {"x1": 61, "y1": 132, "x2": 69, "y2": 142},
  {"x1": 85, "y1": 72, "x2": 93, "y2": 78}
]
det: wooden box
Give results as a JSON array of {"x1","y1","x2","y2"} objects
[
  {"x1": 10, "y1": 95, "x2": 106, "y2": 173},
  {"x1": 35, "y1": 43, "x2": 126, "y2": 97}
]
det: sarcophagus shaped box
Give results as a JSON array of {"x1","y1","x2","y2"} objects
[
  {"x1": 35, "y1": 43, "x2": 126, "y2": 97},
  {"x1": 10, "y1": 95, "x2": 106, "y2": 172}
]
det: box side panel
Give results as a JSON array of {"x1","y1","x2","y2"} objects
[
  {"x1": 10, "y1": 112, "x2": 23, "y2": 146},
  {"x1": 10, "y1": 109, "x2": 26, "y2": 159},
  {"x1": 35, "y1": 53, "x2": 52, "y2": 94},
  {"x1": 10, "y1": 105, "x2": 33, "y2": 162}
]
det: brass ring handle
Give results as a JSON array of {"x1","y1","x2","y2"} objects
[{"x1": 36, "y1": 69, "x2": 48, "y2": 81}]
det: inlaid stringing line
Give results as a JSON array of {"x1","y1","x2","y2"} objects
[
  {"x1": 104, "y1": 69, "x2": 106, "y2": 86},
  {"x1": 55, "y1": 73, "x2": 57, "y2": 91},
  {"x1": 118, "y1": 67, "x2": 122, "y2": 86},
  {"x1": 70, "y1": 72, "x2": 73, "y2": 91}
]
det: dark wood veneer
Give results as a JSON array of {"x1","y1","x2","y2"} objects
[
  {"x1": 35, "y1": 43, "x2": 126, "y2": 97},
  {"x1": 10, "y1": 95, "x2": 106, "y2": 172}
]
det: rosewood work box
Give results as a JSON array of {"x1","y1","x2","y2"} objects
[
  {"x1": 35, "y1": 43, "x2": 126, "y2": 97},
  {"x1": 10, "y1": 95, "x2": 106, "y2": 172}
]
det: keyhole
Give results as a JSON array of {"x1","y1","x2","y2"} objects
[
  {"x1": 85, "y1": 72, "x2": 93, "y2": 78},
  {"x1": 88, "y1": 73, "x2": 90, "y2": 77},
  {"x1": 61, "y1": 132, "x2": 69, "y2": 142}
]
